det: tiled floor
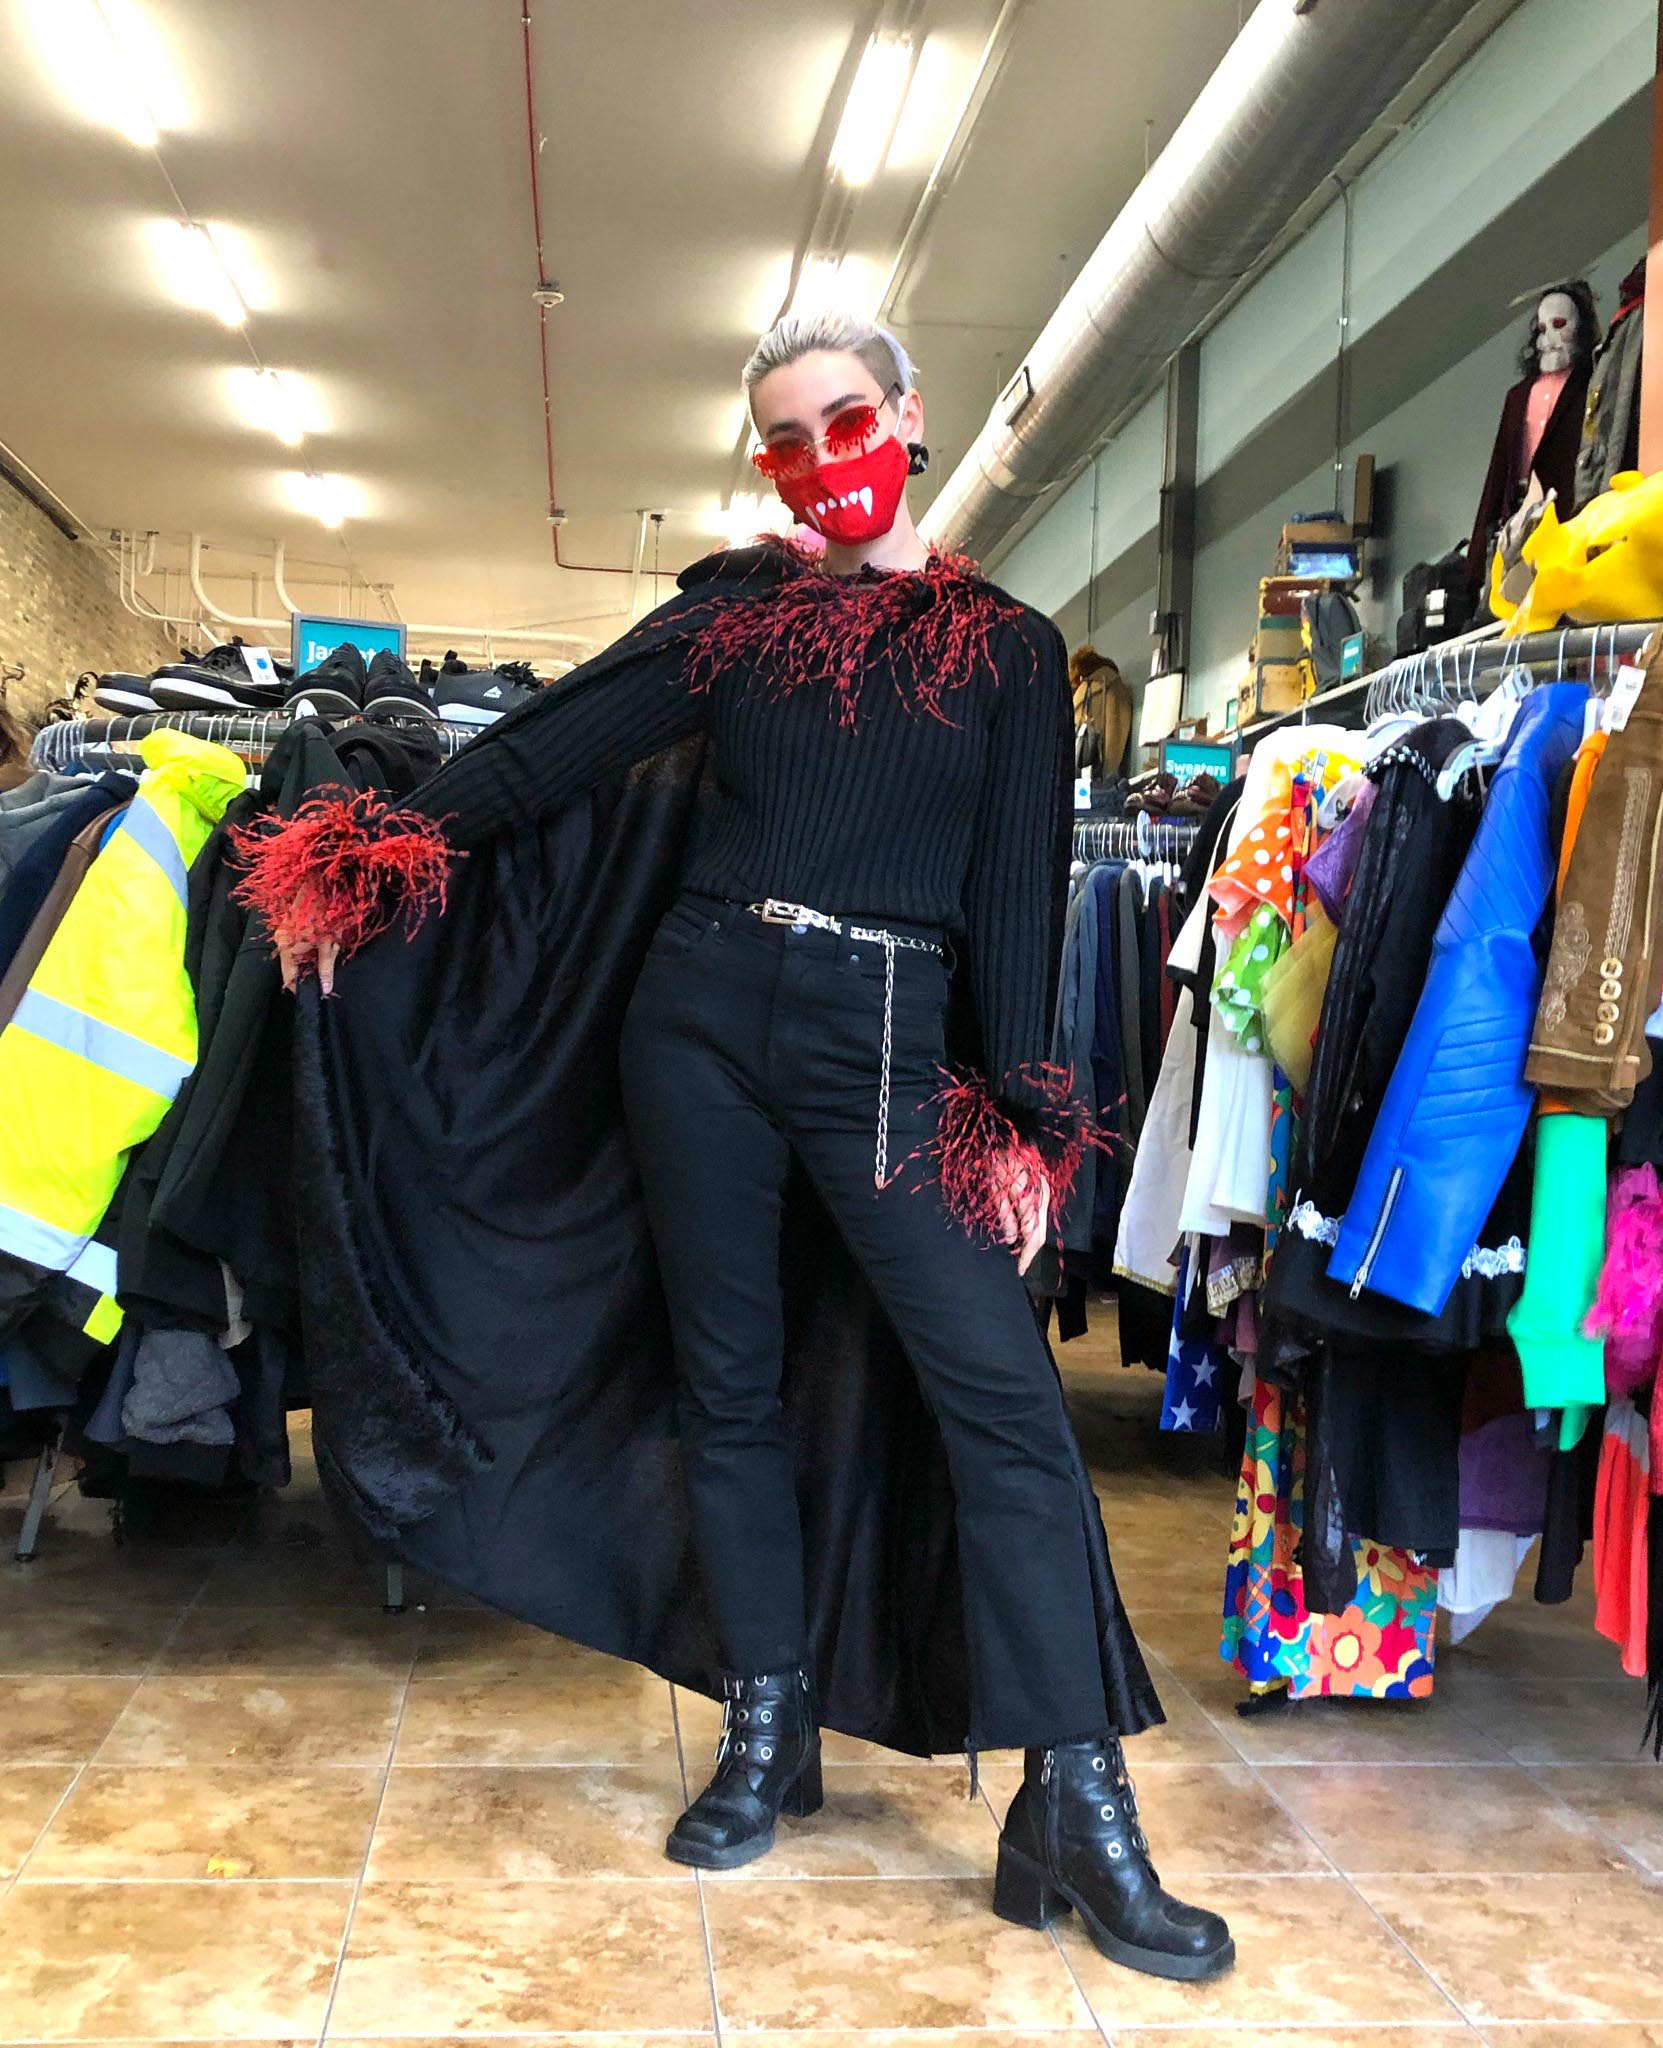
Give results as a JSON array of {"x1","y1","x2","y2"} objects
[{"x1": 2, "y1": 1325, "x2": 1661, "y2": 2045}]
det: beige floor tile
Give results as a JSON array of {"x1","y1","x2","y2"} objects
[
  {"x1": 1262, "y1": 1763, "x2": 1627, "y2": 1875},
  {"x1": 0, "y1": 1880, "x2": 351, "y2": 2039},
  {"x1": 0, "y1": 1768, "x2": 74, "y2": 1877},
  {"x1": 1360, "y1": 1873, "x2": 1663, "y2": 2023},
  {"x1": 704, "y1": 1762, "x2": 998, "y2": 1880},
  {"x1": 326, "y1": 2039, "x2": 711, "y2": 2048},
  {"x1": 328, "y1": 1881, "x2": 712, "y2": 2033},
  {"x1": 1115, "y1": 2033, "x2": 1477, "y2": 2046},
  {"x1": 1185, "y1": 1679, "x2": 1510, "y2": 1766},
  {"x1": 980, "y1": 1759, "x2": 1328, "y2": 1875},
  {"x1": 24, "y1": 1765, "x2": 383, "y2": 1880},
  {"x1": 702, "y1": 1876, "x2": 1091, "y2": 2030},
  {"x1": 1446, "y1": 1598, "x2": 1618, "y2": 1679},
  {"x1": 414, "y1": 1609, "x2": 596, "y2": 1676},
  {"x1": 155, "y1": 1605, "x2": 420, "y2": 1678},
  {"x1": 0, "y1": 1540, "x2": 213, "y2": 1608},
  {"x1": 198, "y1": 1544, "x2": 427, "y2": 1610},
  {"x1": 1118, "y1": 1667, "x2": 1240, "y2": 1764},
  {"x1": 0, "y1": 1603, "x2": 178, "y2": 1676},
  {"x1": 1456, "y1": 1678, "x2": 1654, "y2": 1764},
  {"x1": 1531, "y1": 1764, "x2": 1663, "y2": 1872},
  {"x1": 367, "y1": 1764, "x2": 689, "y2": 1881},
  {"x1": 1066, "y1": 1873, "x2": 1454, "y2": 2030},
  {"x1": 397, "y1": 1665, "x2": 678, "y2": 1767},
  {"x1": 1477, "y1": 2029, "x2": 1663, "y2": 2046},
  {"x1": 0, "y1": 1678, "x2": 138, "y2": 1764},
  {"x1": 733, "y1": 2036, "x2": 1098, "y2": 2047},
  {"x1": 99, "y1": 1677, "x2": 403, "y2": 1769}
]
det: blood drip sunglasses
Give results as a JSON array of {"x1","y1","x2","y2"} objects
[{"x1": 752, "y1": 382, "x2": 902, "y2": 485}]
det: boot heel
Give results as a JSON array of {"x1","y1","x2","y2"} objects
[
  {"x1": 993, "y1": 1843, "x2": 1071, "y2": 1930},
  {"x1": 782, "y1": 1749, "x2": 823, "y2": 1818}
]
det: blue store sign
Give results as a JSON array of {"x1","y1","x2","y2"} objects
[{"x1": 291, "y1": 611, "x2": 407, "y2": 673}]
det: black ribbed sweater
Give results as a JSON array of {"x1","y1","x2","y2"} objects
[{"x1": 414, "y1": 550, "x2": 1072, "y2": 1123}]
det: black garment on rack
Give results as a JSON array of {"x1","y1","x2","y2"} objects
[{"x1": 1168, "y1": 778, "x2": 1244, "y2": 1150}]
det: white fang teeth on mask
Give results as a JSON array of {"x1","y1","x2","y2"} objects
[{"x1": 858, "y1": 486, "x2": 874, "y2": 516}]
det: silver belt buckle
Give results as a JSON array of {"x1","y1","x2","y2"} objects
[{"x1": 758, "y1": 898, "x2": 808, "y2": 926}]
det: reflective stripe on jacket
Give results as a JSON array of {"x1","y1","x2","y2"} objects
[{"x1": 0, "y1": 730, "x2": 243, "y2": 1341}]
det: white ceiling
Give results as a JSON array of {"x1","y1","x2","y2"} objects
[{"x1": 0, "y1": 0, "x2": 1239, "y2": 653}]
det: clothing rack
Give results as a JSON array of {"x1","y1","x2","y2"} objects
[
  {"x1": 29, "y1": 709, "x2": 477, "y2": 777},
  {"x1": 1240, "y1": 619, "x2": 1663, "y2": 747},
  {"x1": 1073, "y1": 815, "x2": 1199, "y2": 864}
]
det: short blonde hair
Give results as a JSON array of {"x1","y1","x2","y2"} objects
[{"x1": 743, "y1": 310, "x2": 916, "y2": 397}]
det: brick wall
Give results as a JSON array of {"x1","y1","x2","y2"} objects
[{"x1": 0, "y1": 469, "x2": 177, "y2": 730}]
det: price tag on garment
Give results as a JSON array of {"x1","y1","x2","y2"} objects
[
  {"x1": 238, "y1": 643, "x2": 278, "y2": 689},
  {"x1": 1604, "y1": 664, "x2": 1647, "y2": 733},
  {"x1": 1073, "y1": 774, "x2": 1092, "y2": 812}
]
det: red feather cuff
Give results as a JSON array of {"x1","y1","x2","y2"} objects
[
  {"x1": 925, "y1": 1065, "x2": 1110, "y2": 1242},
  {"x1": 229, "y1": 793, "x2": 457, "y2": 961}
]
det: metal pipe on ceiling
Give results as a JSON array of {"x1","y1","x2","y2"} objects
[{"x1": 919, "y1": 0, "x2": 1488, "y2": 562}]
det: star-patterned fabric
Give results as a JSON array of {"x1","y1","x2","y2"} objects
[{"x1": 1160, "y1": 1245, "x2": 1225, "y2": 1433}]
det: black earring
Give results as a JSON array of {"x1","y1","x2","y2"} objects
[{"x1": 906, "y1": 441, "x2": 930, "y2": 477}]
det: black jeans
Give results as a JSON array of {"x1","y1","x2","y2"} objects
[{"x1": 619, "y1": 895, "x2": 1117, "y2": 1749}]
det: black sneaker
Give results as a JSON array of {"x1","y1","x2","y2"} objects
[
  {"x1": 151, "y1": 639, "x2": 287, "y2": 712},
  {"x1": 94, "y1": 672, "x2": 160, "y2": 715},
  {"x1": 364, "y1": 650, "x2": 436, "y2": 721},
  {"x1": 434, "y1": 662, "x2": 539, "y2": 727},
  {"x1": 284, "y1": 642, "x2": 367, "y2": 719}
]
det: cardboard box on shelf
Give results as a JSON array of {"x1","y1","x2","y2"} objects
[{"x1": 1253, "y1": 659, "x2": 1309, "y2": 716}]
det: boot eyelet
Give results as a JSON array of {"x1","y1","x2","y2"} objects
[
  {"x1": 1100, "y1": 1803, "x2": 1115, "y2": 1820},
  {"x1": 1091, "y1": 1756, "x2": 1106, "y2": 1772},
  {"x1": 759, "y1": 1710, "x2": 773, "y2": 1724},
  {"x1": 759, "y1": 1746, "x2": 772, "y2": 1761},
  {"x1": 754, "y1": 1674, "x2": 769, "y2": 1685},
  {"x1": 1108, "y1": 1840, "x2": 1124, "y2": 1860},
  {"x1": 736, "y1": 1741, "x2": 747, "y2": 1754},
  {"x1": 738, "y1": 1709, "x2": 749, "y2": 1722}
]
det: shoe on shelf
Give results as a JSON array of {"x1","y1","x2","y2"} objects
[
  {"x1": 433, "y1": 657, "x2": 539, "y2": 727},
  {"x1": 994, "y1": 1738, "x2": 1235, "y2": 1982},
  {"x1": 665, "y1": 1669, "x2": 822, "y2": 1871},
  {"x1": 94, "y1": 672, "x2": 160, "y2": 716},
  {"x1": 363, "y1": 650, "x2": 437, "y2": 721},
  {"x1": 151, "y1": 638, "x2": 287, "y2": 712},
  {"x1": 284, "y1": 642, "x2": 368, "y2": 720}
]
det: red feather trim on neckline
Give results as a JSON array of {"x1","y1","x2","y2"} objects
[{"x1": 683, "y1": 538, "x2": 1031, "y2": 728}]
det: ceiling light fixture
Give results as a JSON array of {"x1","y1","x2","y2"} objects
[
  {"x1": 724, "y1": 492, "x2": 791, "y2": 549},
  {"x1": 164, "y1": 220, "x2": 247, "y2": 327},
  {"x1": 243, "y1": 368, "x2": 307, "y2": 447},
  {"x1": 24, "y1": 0, "x2": 171, "y2": 149},
  {"x1": 829, "y1": 34, "x2": 913, "y2": 186},
  {"x1": 291, "y1": 472, "x2": 353, "y2": 529},
  {"x1": 789, "y1": 253, "x2": 878, "y2": 322}
]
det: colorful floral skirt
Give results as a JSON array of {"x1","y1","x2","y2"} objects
[{"x1": 1221, "y1": 1375, "x2": 1439, "y2": 1698}]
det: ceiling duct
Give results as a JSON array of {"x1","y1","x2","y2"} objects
[{"x1": 920, "y1": 0, "x2": 1493, "y2": 561}]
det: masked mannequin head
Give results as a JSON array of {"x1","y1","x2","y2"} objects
[
  {"x1": 1519, "y1": 280, "x2": 1599, "y2": 378},
  {"x1": 742, "y1": 311, "x2": 927, "y2": 563}
]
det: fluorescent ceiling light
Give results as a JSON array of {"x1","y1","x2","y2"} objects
[
  {"x1": 829, "y1": 35, "x2": 912, "y2": 186},
  {"x1": 886, "y1": 37, "x2": 957, "y2": 174},
  {"x1": 789, "y1": 253, "x2": 878, "y2": 322},
  {"x1": 724, "y1": 493, "x2": 791, "y2": 550},
  {"x1": 240, "y1": 368, "x2": 307, "y2": 447},
  {"x1": 290, "y1": 472, "x2": 355, "y2": 529},
  {"x1": 24, "y1": 0, "x2": 180, "y2": 148},
  {"x1": 162, "y1": 221, "x2": 248, "y2": 327}
]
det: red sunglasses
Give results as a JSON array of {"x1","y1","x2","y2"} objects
[{"x1": 752, "y1": 386, "x2": 900, "y2": 485}]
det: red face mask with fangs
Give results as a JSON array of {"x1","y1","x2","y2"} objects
[{"x1": 772, "y1": 432, "x2": 911, "y2": 545}]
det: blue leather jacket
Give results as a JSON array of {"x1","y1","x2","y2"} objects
[{"x1": 1326, "y1": 684, "x2": 1587, "y2": 1316}]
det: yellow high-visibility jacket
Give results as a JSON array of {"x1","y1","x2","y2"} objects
[{"x1": 0, "y1": 729, "x2": 243, "y2": 1345}]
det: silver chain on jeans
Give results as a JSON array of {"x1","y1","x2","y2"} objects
[{"x1": 875, "y1": 932, "x2": 896, "y2": 1190}]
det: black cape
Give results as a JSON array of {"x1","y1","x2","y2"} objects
[{"x1": 286, "y1": 559, "x2": 1159, "y2": 1756}]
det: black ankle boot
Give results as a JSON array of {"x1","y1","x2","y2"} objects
[
  {"x1": 666, "y1": 1669, "x2": 823, "y2": 1870},
  {"x1": 994, "y1": 1737, "x2": 1235, "y2": 1981}
]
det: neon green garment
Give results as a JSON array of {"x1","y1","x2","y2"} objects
[
  {"x1": 0, "y1": 729, "x2": 243, "y2": 1344},
  {"x1": 1505, "y1": 1112, "x2": 1608, "y2": 1450},
  {"x1": 1215, "y1": 903, "x2": 1288, "y2": 1054}
]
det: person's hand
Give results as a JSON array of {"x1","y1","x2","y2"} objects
[
  {"x1": 277, "y1": 929, "x2": 340, "y2": 996},
  {"x1": 993, "y1": 1152, "x2": 1052, "y2": 1276}
]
